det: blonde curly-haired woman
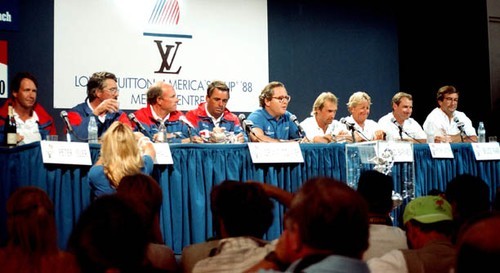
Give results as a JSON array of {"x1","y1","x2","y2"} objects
[{"x1": 88, "y1": 121, "x2": 156, "y2": 199}]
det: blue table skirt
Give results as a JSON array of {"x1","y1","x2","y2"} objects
[{"x1": 1, "y1": 142, "x2": 498, "y2": 253}]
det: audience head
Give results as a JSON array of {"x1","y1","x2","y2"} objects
[
  {"x1": 445, "y1": 174, "x2": 490, "y2": 224},
  {"x1": 391, "y1": 92, "x2": 414, "y2": 122},
  {"x1": 347, "y1": 91, "x2": 372, "y2": 123},
  {"x1": 455, "y1": 212, "x2": 500, "y2": 273},
  {"x1": 210, "y1": 180, "x2": 274, "y2": 239},
  {"x1": 86, "y1": 71, "x2": 118, "y2": 102},
  {"x1": 68, "y1": 194, "x2": 149, "y2": 273},
  {"x1": 357, "y1": 170, "x2": 394, "y2": 217},
  {"x1": 100, "y1": 121, "x2": 142, "y2": 187},
  {"x1": 117, "y1": 173, "x2": 164, "y2": 244},
  {"x1": 403, "y1": 195, "x2": 453, "y2": 248},
  {"x1": 205, "y1": 80, "x2": 230, "y2": 118},
  {"x1": 6, "y1": 186, "x2": 57, "y2": 254},
  {"x1": 285, "y1": 177, "x2": 369, "y2": 259}
]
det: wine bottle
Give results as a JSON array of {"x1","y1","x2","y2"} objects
[{"x1": 5, "y1": 104, "x2": 17, "y2": 147}]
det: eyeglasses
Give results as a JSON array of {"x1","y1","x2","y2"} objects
[
  {"x1": 272, "y1": 96, "x2": 291, "y2": 103},
  {"x1": 103, "y1": 87, "x2": 119, "y2": 94}
]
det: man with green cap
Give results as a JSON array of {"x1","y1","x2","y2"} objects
[{"x1": 367, "y1": 195, "x2": 456, "y2": 273}]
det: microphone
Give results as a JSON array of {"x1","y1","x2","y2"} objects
[
  {"x1": 179, "y1": 115, "x2": 195, "y2": 143},
  {"x1": 339, "y1": 117, "x2": 355, "y2": 129},
  {"x1": 238, "y1": 114, "x2": 254, "y2": 136},
  {"x1": 453, "y1": 116, "x2": 468, "y2": 142},
  {"x1": 128, "y1": 113, "x2": 151, "y2": 138},
  {"x1": 340, "y1": 117, "x2": 357, "y2": 143},
  {"x1": 391, "y1": 117, "x2": 403, "y2": 140},
  {"x1": 60, "y1": 111, "x2": 74, "y2": 133},
  {"x1": 290, "y1": 114, "x2": 305, "y2": 138}
]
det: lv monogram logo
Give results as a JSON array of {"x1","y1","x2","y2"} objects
[{"x1": 154, "y1": 40, "x2": 182, "y2": 74}]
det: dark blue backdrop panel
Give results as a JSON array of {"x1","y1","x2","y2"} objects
[{"x1": 0, "y1": 142, "x2": 498, "y2": 253}]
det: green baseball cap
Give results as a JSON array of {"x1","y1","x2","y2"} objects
[{"x1": 403, "y1": 195, "x2": 452, "y2": 225}]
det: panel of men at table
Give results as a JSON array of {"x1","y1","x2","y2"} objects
[{"x1": 0, "y1": 142, "x2": 498, "y2": 254}]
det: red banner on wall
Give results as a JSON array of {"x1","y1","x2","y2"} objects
[{"x1": 0, "y1": 40, "x2": 7, "y2": 98}]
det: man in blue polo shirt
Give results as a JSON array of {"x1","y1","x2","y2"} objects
[{"x1": 247, "y1": 81, "x2": 305, "y2": 142}]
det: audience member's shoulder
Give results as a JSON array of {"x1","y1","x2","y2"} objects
[
  {"x1": 456, "y1": 212, "x2": 500, "y2": 273},
  {"x1": 181, "y1": 240, "x2": 221, "y2": 273}
]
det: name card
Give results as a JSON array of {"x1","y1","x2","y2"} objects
[
  {"x1": 378, "y1": 141, "x2": 414, "y2": 162},
  {"x1": 41, "y1": 141, "x2": 92, "y2": 165},
  {"x1": 471, "y1": 142, "x2": 500, "y2": 161},
  {"x1": 428, "y1": 143, "x2": 454, "y2": 159},
  {"x1": 153, "y1": 143, "x2": 173, "y2": 165},
  {"x1": 248, "y1": 142, "x2": 304, "y2": 163}
]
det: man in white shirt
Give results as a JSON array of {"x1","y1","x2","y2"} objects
[
  {"x1": 300, "y1": 92, "x2": 341, "y2": 143},
  {"x1": 422, "y1": 85, "x2": 477, "y2": 143},
  {"x1": 378, "y1": 92, "x2": 426, "y2": 143}
]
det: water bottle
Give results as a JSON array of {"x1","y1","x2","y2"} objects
[
  {"x1": 88, "y1": 116, "x2": 98, "y2": 143},
  {"x1": 426, "y1": 128, "x2": 435, "y2": 143},
  {"x1": 477, "y1": 121, "x2": 486, "y2": 143},
  {"x1": 157, "y1": 120, "x2": 166, "y2": 143}
]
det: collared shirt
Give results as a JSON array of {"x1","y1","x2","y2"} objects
[
  {"x1": 204, "y1": 103, "x2": 223, "y2": 128},
  {"x1": 300, "y1": 116, "x2": 341, "y2": 140},
  {"x1": 423, "y1": 108, "x2": 476, "y2": 137},
  {"x1": 260, "y1": 255, "x2": 370, "y2": 273},
  {"x1": 192, "y1": 237, "x2": 274, "y2": 273},
  {"x1": 378, "y1": 112, "x2": 426, "y2": 141},
  {"x1": 14, "y1": 110, "x2": 42, "y2": 144},
  {"x1": 367, "y1": 240, "x2": 455, "y2": 273},
  {"x1": 363, "y1": 224, "x2": 408, "y2": 261},
  {"x1": 334, "y1": 115, "x2": 382, "y2": 141},
  {"x1": 247, "y1": 108, "x2": 301, "y2": 140}
]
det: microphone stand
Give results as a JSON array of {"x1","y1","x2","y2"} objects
[{"x1": 349, "y1": 124, "x2": 356, "y2": 143}]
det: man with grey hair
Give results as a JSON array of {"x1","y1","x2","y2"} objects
[{"x1": 67, "y1": 71, "x2": 130, "y2": 141}]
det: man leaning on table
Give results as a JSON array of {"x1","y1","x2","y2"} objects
[
  {"x1": 131, "y1": 81, "x2": 203, "y2": 143},
  {"x1": 185, "y1": 80, "x2": 245, "y2": 143},
  {"x1": 66, "y1": 71, "x2": 130, "y2": 142},
  {"x1": 247, "y1": 81, "x2": 306, "y2": 142},
  {"x1": 378, "y1": 92, "x2": 427, "y2": 143},
  {"x1": 423, "y1": 85, "x2": 477, "y2": 143},
  {"x1": 300, "y1": 91, "x2": 341, "y2": 143}
]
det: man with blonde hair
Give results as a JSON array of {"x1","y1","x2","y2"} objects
[{"x1": 300, "y1": 91, "x2": 341, "y2": 143}]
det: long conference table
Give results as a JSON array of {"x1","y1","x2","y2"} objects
[{"x1": 0, "y1": 142, "x2": 498, "y2": 253}]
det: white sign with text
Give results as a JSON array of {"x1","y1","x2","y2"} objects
[
  {"x1": 40, "y1": 141, "x2": 92, "y2": 165},
  {"x1": 54, "y1": 0, "x2": 268, "y2": 112},
  {"x1": 152, "y1": 143, "x2": 173, "y2": 165},
  {"x1": 248, "y1": 142, "x2": 304, "y2": 164},
  {"x1": 471, "y1": 142, "x2": 500, "y2": 161},
  {"x1": 428, "y1": 143, "x2": 454, "y2": 159}
]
